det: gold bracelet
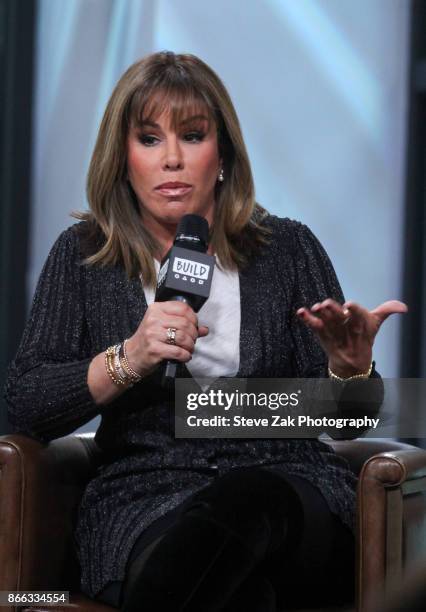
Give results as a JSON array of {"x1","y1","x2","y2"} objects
[
  {"x1": 328, "y1": 362, "x2": 373, "y2": 382},
  {"x1": 105, "y1": 345, "x2": 127, "y2": 386},
  {"x1": 120, "y1": 339, "x2": 142, "y2": 383},
  {"x1": 113, "y1": 343, "x2": 130, "y2": 383}
]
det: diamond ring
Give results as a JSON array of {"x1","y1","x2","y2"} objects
[{"x1": 166, "y1": 327, "x2": 177, "y2": 345}]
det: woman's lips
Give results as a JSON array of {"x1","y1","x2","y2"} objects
[{"x1": 156, "y1": 186, "x2": 193, "y2": 197}]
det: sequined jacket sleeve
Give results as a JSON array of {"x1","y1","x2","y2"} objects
[
  {"x1": 4, "y1": 227, "x2": 98, "y2": 441},
  {"x1": 286, "y1": 220, "x2": 383, "y2": 438},
  {"x1": 287, "y1": 221, "x2": 344, "y2": 377}
]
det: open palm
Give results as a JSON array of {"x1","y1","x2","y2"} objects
[{"x1": 296, "y1": 299, "x2": 408, "y2": 376}]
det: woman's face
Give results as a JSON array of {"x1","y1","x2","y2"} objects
[{"x1": 127, "y1": 108, "x2": 221, "y2": 235}]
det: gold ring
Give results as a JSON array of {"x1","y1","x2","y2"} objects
[
  {"x1": 342, "y1": 309, "x2": 351, "y2": 325},
  {"x1": 166, "y1": 327, "x2": 177, "y2": 345}
]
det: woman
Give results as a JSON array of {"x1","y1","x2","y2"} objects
[{"x1": 5, "y1": 51, "x2": 406, "y2": 611}]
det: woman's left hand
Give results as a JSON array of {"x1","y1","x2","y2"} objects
[{"x1": 296, "y1": 299, "x2": 408, "y2": 378}]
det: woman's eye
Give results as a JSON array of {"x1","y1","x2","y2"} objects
[
  {"x1": 137, "y1": 132, "x2": 205, "y2": 146},
  {"x1": 183, "y1": 131, "x2": 205, "y2": 143},
  {"x1": 139, "y1": 134, "x2": 159, "y2": 146}
]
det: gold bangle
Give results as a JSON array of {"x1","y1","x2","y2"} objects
[
  {"x1": 120, "y1": 339, "x2": 142, "y2": 383},
  {"x1": 105, "y1": 345, "x2": 127, "y2": 386},
  {"x1": 328, "y1": 362, "x2": 373, "y2": 382},
  {"x1": 113, "y1": 343, "x2": 130, "y2": 383}
]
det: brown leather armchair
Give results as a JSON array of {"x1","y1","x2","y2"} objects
[{"x1": 0, "y1": 434, "x2": 425, "y2": 612}]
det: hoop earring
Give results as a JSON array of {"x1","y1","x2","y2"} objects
[{"x1": 218, "y1": 168, "x2": 224, "y2": 182}]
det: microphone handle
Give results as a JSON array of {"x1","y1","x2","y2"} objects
[{"x1": 163, "y1": 296, "x2": 189, "y2": 385}]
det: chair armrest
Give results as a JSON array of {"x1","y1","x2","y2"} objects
[
  {"x1": 360, "y1": 449, "x2": 426, "y2": 485},
  {"x1": 356, "y1": 447, "x2": 426, "y2": 612},
  {"x1": 326, "y1": 438, "x2": 421, "y2": 476},
  {"x1": 0, "y1": 433, "x2": 102, "y2": 595}
]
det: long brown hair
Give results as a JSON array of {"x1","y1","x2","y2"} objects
[{"x1": 75, "y1": 51, "x2": 270, "y2": 286}]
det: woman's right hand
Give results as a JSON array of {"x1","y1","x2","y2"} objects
[{"x1": 124, "y1": 301, "x2": 209, "y2": 378}]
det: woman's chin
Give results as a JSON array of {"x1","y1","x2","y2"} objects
[
  {"x1": 162, "y1": 201, "x2": 196, "y2": 223},
  {"x1": 141, "y1": 198, "x2": 215, "y2": 228}
]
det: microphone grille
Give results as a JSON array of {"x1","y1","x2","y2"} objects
[{"x1": 175, "y1": 214, "x2": 209, "y2": 252}]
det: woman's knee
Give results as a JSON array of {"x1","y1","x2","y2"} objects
[
  {"x1": 182, "y1": 467, "x2": 300, "y2": 553},
  {"x1": 186, "y1": 468, "x2": 299, "y2": 517}
]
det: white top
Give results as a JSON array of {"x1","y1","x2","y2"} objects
[{"x1": 143, "y1": 258, "x2": 240, "y2": 387}]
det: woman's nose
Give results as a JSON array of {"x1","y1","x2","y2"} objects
[{"x1": 163, "y1": 137, "x2": 184, "y2": 170}]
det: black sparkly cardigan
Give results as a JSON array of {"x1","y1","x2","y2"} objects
[{"x1": 4, "y1": 216, "x2": 382, "y2": 598}]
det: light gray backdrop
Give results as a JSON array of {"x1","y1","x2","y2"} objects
[{"x1": 29, "y1": 0, "x2": 410, "y2": 431}]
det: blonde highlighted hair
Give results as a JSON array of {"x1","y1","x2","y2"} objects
[{"x1": 74, "y1": 51, "x2": 269, "y2": 286}]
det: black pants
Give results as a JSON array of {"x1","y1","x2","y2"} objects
[{"x1": 96, "y1": 467, "x2": 355, "y2": 611}]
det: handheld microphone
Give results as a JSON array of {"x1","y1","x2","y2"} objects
[{"x1": 155, "y1": 214, "x2": 215, "y2": 382}]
